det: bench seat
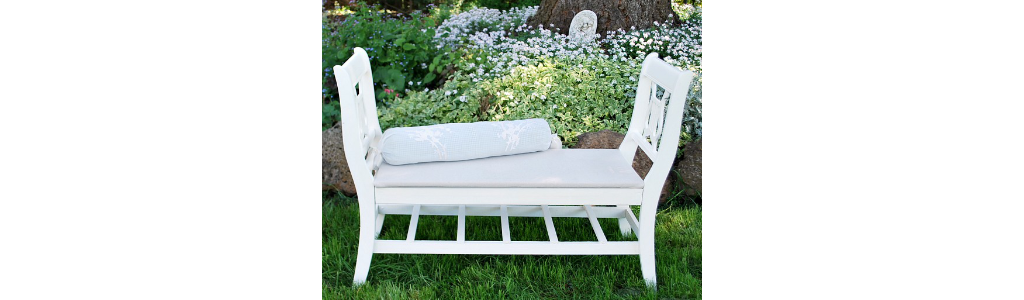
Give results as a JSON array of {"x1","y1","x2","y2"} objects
[{"x1": 374, "y1": 149, "x2": 644, "y2": 188}]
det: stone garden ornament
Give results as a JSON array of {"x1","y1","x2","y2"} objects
[{"x1": 569, "y1": 10, "x2": 598, "y2": 42}]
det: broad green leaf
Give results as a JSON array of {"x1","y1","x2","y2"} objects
[
  {"x1": 386, "y1": 67, "x2": 403, "y2": 79},
  {"x1": 372, "y1": 67, "x2": 392, "y2": 83},
  {"x1": 385, "y1": 68, "x2": 405, "y2": 90},
  {"x1": 391, "y1": 78, "x2": 406, "y2": 91}
]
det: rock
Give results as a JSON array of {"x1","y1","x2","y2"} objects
[
  {"x1": 574, "y1": 130, "x2": 625, "y2": 149},
  {"x1": 675, "y1": 138, "x2": 701, "y2": 196},
  {"x1": 572, "y1": 130, "x2": 674, "y2": 203},
  {"x1": 323, "y1": 122, "x2": 357, "y2": 196}
]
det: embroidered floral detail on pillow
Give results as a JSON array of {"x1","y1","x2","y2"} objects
[
  {"x1": 408, "y1": 126, "x2": 450, "y2": 159},
  {"x1": 495, "y1": 122, "x2": 530, "y2": 151}
]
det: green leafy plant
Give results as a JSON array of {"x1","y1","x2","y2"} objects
[
  {"x1": 322, "y1": 101, "x2": 341, "y2": 131},
  {"x1": 322, "y1": 3, "x2": 459, "y2": 129},
  {"x1": 329, "y1": 3, "x2": 702, "y2": 145},
  {"x1": 377, "y1": 89, "x2": 479, "y2": 130},
  {"x1": 381, "y1": 57, "x2": 636, "y2": 146}
]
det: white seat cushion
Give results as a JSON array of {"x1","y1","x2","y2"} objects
[{"x1": 374, "y1": 149, "x2": 644, "y2": 188}]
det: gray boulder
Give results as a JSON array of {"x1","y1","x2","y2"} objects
[
  {"x1": 675, "y1": 138, "x2": 701, "y2": 196},
  {"x1": 323, "y1": 122, "x2": 357, "y2": 196}
]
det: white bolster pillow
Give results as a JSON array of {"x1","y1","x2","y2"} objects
[{"x1": 380, "y1": 118, "x2": 553, "y2": 165}]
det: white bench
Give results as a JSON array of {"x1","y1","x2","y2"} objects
[{"x1": 333, "y1": 47, "x2": 694, "y2": 288}]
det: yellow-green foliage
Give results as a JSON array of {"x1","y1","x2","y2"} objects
[{"x1": 379, "y1": 56, "x2": 642, "y2": 146}]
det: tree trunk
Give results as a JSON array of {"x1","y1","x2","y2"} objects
[{"x1": 527, "y1": 0, "x2": 676, "y2": 35}]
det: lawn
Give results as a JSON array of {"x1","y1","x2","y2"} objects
[{"x1": 322, "y1": 192, "x2": 702, "y2": 299}]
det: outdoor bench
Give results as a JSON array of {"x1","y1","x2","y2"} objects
[{"x1": 333, "y1": 47, "x2": 694, "y2": 288}]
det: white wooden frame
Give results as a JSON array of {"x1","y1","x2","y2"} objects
[{"x1": 333, "y1": 48, "x2": 693, "y2": 288}]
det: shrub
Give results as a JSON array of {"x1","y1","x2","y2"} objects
[
  {"x1": 382, "y1": 57, "x2": 634, "y2": 146},
  {"x1": 322, "y1": 3, "x2": 457, "y2": 129},
  {"x1": 392, "y1": 6, "x2": 701, "y2": 143},
  {"x1": 463, "y1": 0, "x2": 542, "y2": 10},
  {"x1": 322, "y1": 6, "x2": 440, "y2": 95},
  {"x1": 332, "y1": 4, "x2": 702, "y2": 144}
]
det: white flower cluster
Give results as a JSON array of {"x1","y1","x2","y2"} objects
[
  {"x1": 428, "y1": 5, "x2": 702, "y2": 139},
  {"x1": 434, "y1": 6, "x2": 538, "y2": 48},
  {"x1": 603, "y1": 17, "x2": 702, "y2": 71},
  {"x1": 435, "y1": 5, "x2": 701, "y2": 85},
  {"x1": 439, "y1": 10, "x2": 610, "y2": 84},
  {"x1": 462, "y1": 25, "x2": 610, "y2": 82}
]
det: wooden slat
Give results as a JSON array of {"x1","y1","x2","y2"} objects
[
  {"x1": 624, "y1": 206, "x2": 641, "y2": 235},
  {"x1": 457, "y1": 205, "x2": 466, "y2": 242},
  {"x1": 500, "y1": 205, "x2": 511, "y2": 243},
  {"x1": 629, "y1": 132, "x2": 658, "y2": 160},
  {"x1": 377, "y1": 204, "x2": 632, "y2": 219},
  {"x1": 649, "y1": 94, "x2": 665, "y2": 147},
  {"x1": 646, "y1": 84, "x2": 661, "y2": 143},
  {"x1": 616, "y1": 204, "x2": 632, "y2": 235},
  {"x1": 360, "y1": 133, "x2": 372, "y2": 154},
  {"x1": 541, "y1": 205, "x2": 558, "y2": 243},
  {"x1": 376, "y1": 188, "x2": 643, "y2": 206},
  {"x1": 375, "y1": 213, "x2": 386, "y2": 236},
  {"x1": 659, "y1": 92, "x2": 669, "y2": 135},
  {"x1": 374, "y1": 240, "x2": 639, "y2": 255},
  {"x1": 352, "y1": 93, "x2": 369, "y2": 152},
  {"x1": 407, "y1": 204, "x2": 421, "y2": 242},
  {"x1": 584, "y1": 205, "x2": 608, "y2": 243}
]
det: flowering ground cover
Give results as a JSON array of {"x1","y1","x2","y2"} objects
[{"x1": 323, "y1": 3, "x2": 701, "y2": 145}]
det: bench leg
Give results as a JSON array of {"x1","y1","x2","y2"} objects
[
  {"x1": 638, "y1": 203, "x2": 658, "y2": 289},
  {"x1": 617, "y1": 205, "x2": 633, "y2": 236},
  {"x1": 353, "y1": 205, "x2": 377, "y2": 286}
]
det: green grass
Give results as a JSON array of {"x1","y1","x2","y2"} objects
[{"x1": 323, "y1": 193, "x2": 701, "y2": 299}]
